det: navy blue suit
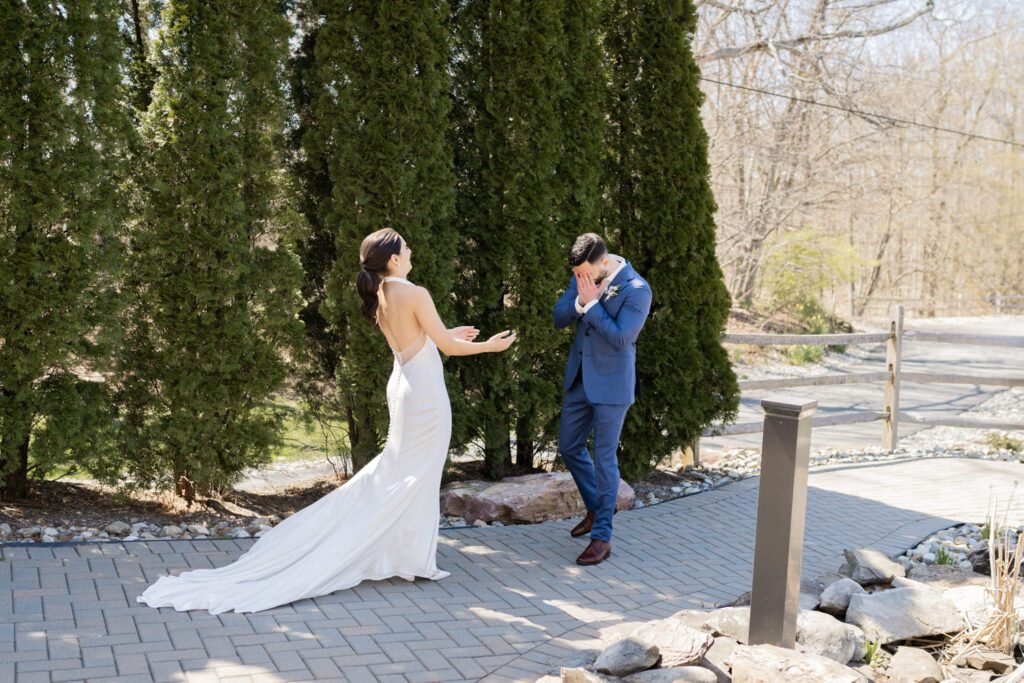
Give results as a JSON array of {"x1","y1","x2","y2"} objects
[{"x1": 553, "y1": 261, "x2": 652, "y2": 541}]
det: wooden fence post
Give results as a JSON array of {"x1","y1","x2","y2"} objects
[{"x1": 883, "y1": 305, "x2": 904, "y2": 451}]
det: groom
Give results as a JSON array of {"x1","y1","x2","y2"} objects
[{"x1": 554, "y1": 233, "x2": 652, "y2": 566}]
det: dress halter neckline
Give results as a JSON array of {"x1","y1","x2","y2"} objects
[{"x1": 383, "y1": 276, "x2": 411, "y2": 284}]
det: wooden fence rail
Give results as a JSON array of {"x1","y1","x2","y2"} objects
[
  {"x1": 899, "y1": 372, "x2": 1024, "y2": 387},
  {"x1": 704, "y1": 410, "x2": 885, "y2": 437},
  {"x1": 856, "y1": 293, "x2": 1024, "y2": 316},
  {"x1": 723, "y1": 332, "x2": 891, "y2": 346},
  {"x1": 898, "y1": 412, "x2": 1024, "y2": 432},
  {"x1": 697, "y1": 304, "x2": 1024, "y2": 464},
  {"x1": 738, "y1": 371, "x2": 891, "y2": 392},
  {"x1": 903, "y1": 331, "x2": 1024, "y2": 348}
]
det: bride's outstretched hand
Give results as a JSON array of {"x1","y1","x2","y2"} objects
[
  {"x1": 487, "y1": 330, "x2": 517, "y2": 353},
  {"x1": 450, "y1": 326, "x2": 480, "y2": 342}
]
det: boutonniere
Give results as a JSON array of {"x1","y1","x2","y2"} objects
[{"x1": 604, "y1": 284, "x2": 622, "y2": 300}]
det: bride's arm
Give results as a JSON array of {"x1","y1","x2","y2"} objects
[
  {"x1": 448, "y1": 325, "x2": 479, "y2": 342},
  {"x1": 411, "y1": 287, "x2": 514, "y2": 356}
]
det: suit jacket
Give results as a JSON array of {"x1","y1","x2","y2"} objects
[{"x1": 553, "y1": 261, "x2": 652, "y2": 405}]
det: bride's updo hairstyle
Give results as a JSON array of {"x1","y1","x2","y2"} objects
[{"x1": 357, "y1": 228, "x2": 403, "y2": 325}]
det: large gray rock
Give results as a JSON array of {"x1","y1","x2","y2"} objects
[
  {"x1": 887, "y1": 646, "x2": 943, "y2": 683},
  {"x1": 699, "y1": 636, "x2": 737, "y2": 683},
  {"x1": 846, "y1": 585, "x2": 964, "y2": 644},
  {"x1": 670, "y1": 609, "x2": 718, "y2": 633},
  {"x1": 795, "y1": 610, "x2": 866, "y2": 664},
  {"x1": 841, "y1": 548, "x2": 906, "y2": 586},
  {"x1": 630, "y1": 619, "x2": 714, "y2": 667},
  {"x1": 702, "y1": 607, "x2": 750, "y2": 643},
  {"x1": 441, "y1": 472, "x2": 635, "y2": 524},
  {"x1": 674, "y1": 605, "x2": 864, "y2": 662},
  {"x1": 963, "y1": 648, "x2": 1015, "y2": 674},
  {"x1": 622, "y1": 668, "x2": 718, "y2": 683},
  {"x1": 819, "y1": 578, "x2": 865, "y2": 616},
  {"x1": 728, "y1": 644, "x2": 868, "y2": 682},
  {"x1": 944, "y1": 584, "x2": 1024, "y2": 627},
  {"x1": 561, "y1": 668, "x2": 617, "y2": 683},
  {"x1": 907, "y1": 564, "x2": 990, "y2": 590},
  {"x1": 547, "y1": 649, "x2": 600, "y2": 676},
  {"x1": 669, "y1": 608, "x2": 738, "y2": 640},
  {"x1": 949, "y1": 667, "x2": 996, "y2": 682},
  {"x1": 728, "y1": 578, "x2": 823, "y2": 612},
  {"x1": 968, "y1": 545, "x2": 991, "y2": 575},
  {"x1": 966, "y1": 541, "x2": 1019, "y2": 578},
  {"x1": 593, "y1": 637, "x2": 660, "y2": 677},
  {"x1": 848, "y1": 663, "x2": 877, "y2": 681},
  {"x1": 944, "y1": 584, "x2": 992, "y2": 626}
]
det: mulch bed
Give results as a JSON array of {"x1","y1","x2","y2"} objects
[
  {"x1": 0, "y1": 477, "x2": 346, "y2": 531},
  {"x1": 2, "y1": 463, "x2": 700, "y2": 533}
]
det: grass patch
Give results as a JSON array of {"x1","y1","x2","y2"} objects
[
  {"x1": 983, "y1": 432, "x2": 1024, "y2": 452},
  {"x1": 271, "y1": 401, "x2": 348, "y2": 464},
  {"x1": 786, "y1": 344, "x2": 824, "y2": 365},
  {"x1": 42, "y1": 399, "x2": 349, "y2": 484},
  {"x1": 935, "y1": 546, "x2": 957, "y2": 566},
  {"x1": 863, "y1": 640, "x2": 881, "y2": 665}
]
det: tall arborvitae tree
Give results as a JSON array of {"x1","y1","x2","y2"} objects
[
  {"x1": 541, "y1": 0, "x2": 607, "y2": 469},
  {"x1": 450, "y1": 0, "x2": 573, "y2": 478},
  {"x1": 118, "y1": 0, "x2": 159, "y2": 119},
  {"x1": 0, "y1": 0, "x2": 131, "y2": 500},
  {"x1": 558, "y1": 0, "x2": 605, "y2": 235},
  {"x1": 605, "y1": 0, "x2": 739, "y2": 479},
  {"x1": 288, "y1": 7, "x2": 346, "y2": 463},
  {"x1": 296, "y1": 1, "x2": 457, "y2": 472},
  {"x1": 118, "y1": 1, "x2": 303, "y2": 500}
]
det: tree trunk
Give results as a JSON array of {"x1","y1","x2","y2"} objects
[
  {"x1": 483, "y1": 405, "x2": 509, "y2": 481},
  {"x1": 1, "y1": 428, "x2": 31, "y2": 502}
]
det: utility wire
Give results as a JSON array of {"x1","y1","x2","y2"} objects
[{"x1": 700, "y1": 76, "x2": 1024, "y2": 150}]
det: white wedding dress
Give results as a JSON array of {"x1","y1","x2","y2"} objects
[{"x1": 136, "y1": 278, "x2": 452, "y2": 614}]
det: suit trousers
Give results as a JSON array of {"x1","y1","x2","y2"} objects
[{"x1": 558, "y1": 369, "x2": 631, "y2": 542}]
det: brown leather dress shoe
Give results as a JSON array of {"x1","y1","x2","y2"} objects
[
  {"x1": 570, "y1": 511, "x2": 594, "y2": 538},
  {"x1": 576, "y1": 539, "x2": 611, "y2": 566}
]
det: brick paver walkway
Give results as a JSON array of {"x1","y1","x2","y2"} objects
[{"x1": 2, "y1": 457, "x2": 1022, "y2": 683}]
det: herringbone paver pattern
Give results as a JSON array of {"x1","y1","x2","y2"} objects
[{"x1": 2, "y1": 457, "x2": 1021, "y2": 682}]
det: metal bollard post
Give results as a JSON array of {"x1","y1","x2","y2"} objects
[{"x1": 748, "y1": 396, "x2": 817, "y2": 648}]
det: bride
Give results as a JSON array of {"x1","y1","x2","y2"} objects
[{"x1": 136, "y1": 228, "x2": 516, "y2": 614}]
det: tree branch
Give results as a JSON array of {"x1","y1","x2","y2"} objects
[{"x1": 700, "y1": 0, "x2": 934, "y2": 62}]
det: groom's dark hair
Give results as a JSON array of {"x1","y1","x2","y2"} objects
[{"x1": 569, "y1": 233, "x2": 607, "y2": 267}]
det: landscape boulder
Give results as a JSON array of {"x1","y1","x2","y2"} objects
[{"x1": 441, "y1": 472, "x2": 634, "y2": 524}]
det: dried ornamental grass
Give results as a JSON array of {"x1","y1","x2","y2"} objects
[{"x1": 948, "y1": 498, "x2": 1023, "y2": 669}]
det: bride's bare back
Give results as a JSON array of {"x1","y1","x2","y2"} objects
[
  {"x1": 377, "y1": 279, "x2": 428, "y2": 361},
  {"x1": 376, "y1": 277, "x2": 516, "y2": 359}
]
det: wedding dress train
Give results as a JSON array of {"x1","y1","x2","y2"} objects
[{"x1": 136, "y1": 289, "x2": 451, "y2": 614}]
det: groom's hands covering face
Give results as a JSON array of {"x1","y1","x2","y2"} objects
[{"x1": 576, "y1": 272, "x2": 608, "y2": 306}]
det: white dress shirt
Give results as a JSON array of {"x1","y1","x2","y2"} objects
[{"x1": 575, "y1": 254, "x2": 626, "y2": 315}]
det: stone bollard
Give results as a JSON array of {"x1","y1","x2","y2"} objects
[{"x1": 748, "y1": 395, "x2": 817, "y2": 648}]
